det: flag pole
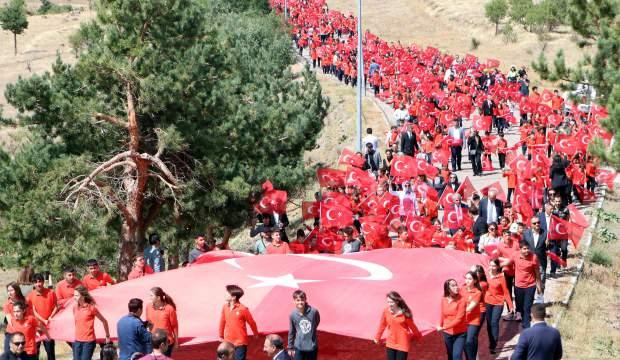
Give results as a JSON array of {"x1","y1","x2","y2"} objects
[
  {"x1": 284, "y1": 0, "x2": 288, "y2": 20},
  {"x1": 356, "y1": 0, "x2": 363, "y2": 152}
]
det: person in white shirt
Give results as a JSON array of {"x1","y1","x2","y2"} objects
[
  {"x1": 478, "y1": 222, "x2": 501, "y2": 253},
  {"x1": 362, "y1": 127, "x2": 379, "y2": 152},
  {"x1": 390, "y1": 180, "x2": 418, "y2": 217},
  {"x1": 393, "y1": 103, "x2": 409, "y2": 125},
  {"x1": 263, "y1": 334, "x2": 292, "y2": 360}
]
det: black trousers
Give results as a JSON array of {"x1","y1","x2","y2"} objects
[{"x1": 387, "y1": 347, "x2": 408, "y2": 360}]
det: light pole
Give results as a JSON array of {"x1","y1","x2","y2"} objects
[
  {"x1": 284, "y1": 0, "x2": 288, "y2": 20},
  {"x1": 356, "y1": 0, "x2": 364, "y2": 152}
]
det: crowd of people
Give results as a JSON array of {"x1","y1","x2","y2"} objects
[{"x1": 2, "y1": 0, "x2": 616, "y2": 360}]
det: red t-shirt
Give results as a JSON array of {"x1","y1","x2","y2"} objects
[
  {"x1": 485, "y1": 273, "x2": 514, "y2": 311},
  {"x1": 460, "y1": 287, "x2": 482, "y2": 326},
  {"x1": 74, "y1": 303, "x2": 99, "y2": 342},
  {"x1": 374, "y1": 307, "x2": 422, "y2": 352},
  {"x1": 82, "y1": 272, "x2": 115, "y2": 290},
  {"x1": 55, "y1": 279, "x2": 83, "y2": 303},
  {"x1": 146, "y1": 303, "x2": 178, "y2": 344},
  {"x1": 26, "y1": 288, "x2": 57, "y2": 320},
  {"x1": 511, "y1": 252, "x2": 540, "y2": 288},
  {"x1": 127, "y1": 265, "x2": 154, "y2": 280},
  {"x1": 440, "y1": 295, "x2": 467, "y2": 335},
  {"x1": 266, "y1": 242, "x2": 291, "y2": 255},
  {"x1": 218, "y1": 302, "x2": 258, "y2": 346},
  {"x1": 7, "y1": 315, "x2": 39, "y2": 355}
]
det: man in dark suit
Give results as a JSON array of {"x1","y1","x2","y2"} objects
[
  {"x1": 511, "y1": 304, "x2": 563, "y2": 360},
  {"x1": 263, "y1": 334, "x2": 292, "y2": 360},
  {"x1": 469, "y1": 207, "x2": 488, "y2": 252},
  {"x1": 523, "y1": 217, "x2": 548, "y2": 285},
  {"x1": 481, "y1": 95, "x2": 497, "y2": 131},
  {"x1": 479, "y1": 190, "x2": 504, "y2": 225},
  {"x1": 400, "y1": 122, "x2": 418, "y2": 156}
]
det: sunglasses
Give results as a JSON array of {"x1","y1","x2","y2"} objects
[
  {"x1": 489, "y1": 227, "x2": 497, "y2": 231},
  {"x1": 532, "y1": 222, "x2": 540, "y2": 225},
  {"x1": 12, "y1": 342, "x2": 25, "y2": 346}
]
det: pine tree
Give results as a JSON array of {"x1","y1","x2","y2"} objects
[
  {"x1": 532, "y1": 0, "x2": 620, "y2": 166},
  {"x1": 485, "y1": 0, "x2": 509, "y2": 35},
  {"x1": 0, "y1": 0, "x2": 28, "y2": 55},
  {"x1": 2, "y1": 0, "x2": 328, "y2": 277}
]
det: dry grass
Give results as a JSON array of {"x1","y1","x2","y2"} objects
[{"x1": 548, "y1": 194, "x2": 620, "y2": 359}]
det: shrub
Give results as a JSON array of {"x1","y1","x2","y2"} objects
[
  {"x1": 502, "y1": 23, "x2": 518, "y2": 43},
  {"x1": 37, "y1": 0, "x2": 72, "y2": 15},
  {"x1": 589, "y1": 247, "x2": 613, "y2": 267},
  {"x1": 470, "y1": 37, "x2": 481, "y2": 50}
]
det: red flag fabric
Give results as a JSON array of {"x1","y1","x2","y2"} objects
[
  {"x1": 317, "y1": 168, "x2": 346, "y2": 188},
  {"x1": 439, "y1": 186, "x2": 459, "y2": 208},
  {"x1": 515, "y1": 200, "x2": 534, "y2": 225},
  {"x1": 456, "y1": 177, "x2": 476, "y2": 201},
  {"x1": 415, "y1": 158, "x2": 439, "y2": 178},
  {"x1": 596, "y1": 169, "x2": 617, "y2": 190},
  {"x1": 302, "y1": 201, "x2": 320, "y2": 220},
  {"x1": 322, "y1": 191, "x2": 351, "y2": 208},
  {"x1": 320, "y1": 203, "x2": 354, "y2": 229},
  {"x1": 261, "y1": 180, "x2": 274, "y2": 192},
  {"x1": 345, "y1": 166, "x2": 374, "y2": 188},
  {"x1": 338, "y1": 148, "x2": 365, "y2": 168},
  {"x1": 487, "y1": 58, "x2": 500, "y2": 68},
  {"x1": 406, "y1": 215, "x2": 433, "y2": 246},
  {"x1": 255, "y1": 189, "x2": 287, "y2": 214},
  {"x1": 391, "y1": 155, "x2": 418, "y2": 179},
  {"x1": 509, "y1": 154, "x2": 532, "y2": 179},
  {"x1": 549, "y1": 216, "x2": 570, "y2": 240},
  {"x1": 554, "y1": 137, "x2": 579, "y2": 156},
  {"x1": 316, "y1": 229, "x2": 344, "y2": 253},
  {"x1": 472, "y1": 115, "x2": 492, "y2": 131},
  {"x1": 567, "y1": 204, "x2": 589, "y2": 228},
  {"x1": 546, "y1": 251, "x2": 567, "y2": 268},
  {"x1": 480, "y1": 181, "x2": 507, "y2": 203}
]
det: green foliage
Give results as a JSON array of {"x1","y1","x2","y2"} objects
[
  {"x1": 1, "y1": 0, "x2": 328, "y2": 275},
  {"x1": 589, "y1": 247, "x2": 613, "y2": 267},
  {"x1": 485, "y1": 0, "x2": 508, "y2": 35},
  {"x1": 37, "y1": 0, "x2": 72, "y2": 15},
  {"x1": 596, "y1": 227, "x2": 618, "y2": 243},
  {"x1": 533, "y1": 0, "x2": 620, "y2": 167},
  {"x1": 471, "y1": 37, "x2": 481, "y2": 50},
  {"x1": 509, "y1": 0, "x2": 533, "y2": 26},
  {"x1": 502, "y1": 22, "x2": 518, "y2": 43},
  {"x1": 595, "y1": 208, "x2": 620, "y2": 223},
  {"x1": 0, "y1": 0, "x2": 28, "y2": 54}
]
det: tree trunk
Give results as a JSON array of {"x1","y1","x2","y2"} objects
[
  {"x1": 118, "y1": 222, "x2": 138, "y2": 281},
  {"x1": 13, "y1": 33, "x2": 17, "y2": 55},
  {"x1": 495, "y1": 22, "x2": 499, "y2": 35}
]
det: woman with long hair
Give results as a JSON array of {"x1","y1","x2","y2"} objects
[
  {"x1": 374, "y1": 291, "x2": 422, "y2": 360},
  {"x1": 484, "y1": 259, "x2": 514, "y2": 354},
  {"x1": 146, "y1": 287, "x2": 179, "y2": 357},
  {"x1": 3, "y1": 282, "x2": 30, "y2": 353},
  {"x1": 462, "y1": 271, "x2": 483, "y2": 360},
  {"x1": 72, "y1": 285, "x2": 110, "y2": 360},
  {"x1": 437, "y1": 279, "x2": 466, "y2": 360},
  {"x1": 471, "y1": 265, "x2": 489, "y2": 329}
]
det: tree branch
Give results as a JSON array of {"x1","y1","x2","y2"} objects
[
  {"x1": 138, "y1": 153, "x2": 178, "y2": 186},
  {"x1": 65, "y1": 151, "x2": 133, "y2": 203},
  {"x1": 93, "y1": 112, "x2": 128, "y2": 128}
]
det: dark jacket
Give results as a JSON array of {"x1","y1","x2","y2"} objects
[
  {"x1": 511, "y1": 322, "x2": 562, "y2": 360},
  {"x1": 479, "y1": 198, "x2": 504, "y2": 224},
  {"x1": 0, "y1": 352, "x2": 27, "y2": 360},
  {"x1": 472, "y1": 216, "x2": 489, "y2": 244},
  {"x1": 400, "y1": 131, "x2": 418, "y2": 156},
  {"x1": 288, "y1": 305, "x2": 320, "y2": 352},
  {"x1": 467, "y1": 136, "x2": 484, "y2": 155},
  {"x1": 117, "y1": 313, "x2": 153, "y2": 360},
  {"x1": 274, "y1": 350, "x2": 293, "y2": 360},
  {"x1": 550, "y1": 160, "x2": 570, "y2": 188},
  {"x1": 481, "y1": 100, "x2": 496, "y2": 116},
  {"x1": 523, "y1": 229, "x2": 547, "y2": 258}
]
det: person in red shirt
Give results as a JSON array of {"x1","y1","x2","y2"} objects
[
  {"x1": 496, "y1": 133, "x2": 507, "y2": 169},
  {"x1": 7, "y1": 301, "x2": 49, "y2": 359},
  {"x1": 55, "y1": 267, "x2": 83, "y2": 306},
  {"x1": 27, "y1": 273, "x2": 58, "y2": 360},
  {"x1": 393, "y1": 227, "x2": 413, "y2": 249},
  {"x1": 437, "y1": 279, "x2": 466, "y2": 360},
  {"x1": 3, "y1": 281, "x2": 32, "y2": 353},
  {"x1": 218, "y1": 285, "x2": 259, "y2": 360},
  {"x1": 127, "y1": 254, "x2": 155, "y2": 280},
  {"x1": 374, "y1": 291, "x2": 422, "y2": 359},
  {"x1": 146, "y1": 287, "x2": 179, "y2": 357},
  {"x1": 266, "y1": 230, "x2": 291, "y2": 255},
  {"x1": 82, "y1": 259, "x2": 116, "y2": 291},
  {"x1": 484, "y1": 259, "x2": 514, "y2": 354},
  {"x1": 500, "y1": 240, "x2": 542, "y2": 329},
  {"x1": 72, "y1": 285, "x2": 110, "y2": 360},
  {"x1": 461, "y1": 271, "x2": 483, "y2": 360}
]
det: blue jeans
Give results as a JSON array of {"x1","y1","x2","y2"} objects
[
  {"x1": 465, "y1": 325, "x2": 481, "y2": 360},
  {"x1": 442, "y1": 331, "x2": 466, "y2": 360},
  {"x1": 450, "y1": 146, "x2": 462, "y2": 171},
  {"x1": 485, "y1": 304, "x2": 504, "y2": 350},
  {"x1": 234, "y1": 345, "x2": 247, "y2": 360},
  {"x1": 515, "y1": 286, "x2": 536, "y2": 329},
  {"x1": 38, "y1": 339, "x2": 55, "y2": 360},
  {"x1": 73, "y1": 341, "x2": 96, "y2": 360}
]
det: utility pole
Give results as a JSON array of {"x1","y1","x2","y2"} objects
[{"x1": 356, "y1": 0, "x2": 364, "y2": 152}]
